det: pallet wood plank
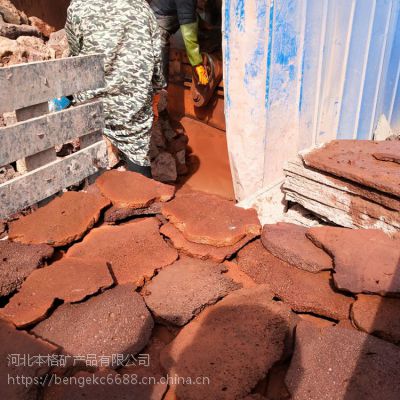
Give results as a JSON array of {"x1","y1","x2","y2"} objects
[
  {"x1": 0, "y1": 141, "x2": 107, "y2": 218},
  {"x1": 0, "y1": 55, "x2": 104, "y2": 113},
  {"x1": 0, "y1": 101, "x2": 104, "y2": 166},
  {"x1": 15, "y1": 101, "x2": 56, "y2": 173}
]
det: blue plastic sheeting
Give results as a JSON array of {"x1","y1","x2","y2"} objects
[{"x1": 223, "y1": 0, "x2": 400, "y2": 200}]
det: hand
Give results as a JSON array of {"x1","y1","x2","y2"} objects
[
  {"x1": 152, "y1": 93, "x2": 161, "y2": 119},
  {"x1": 195, "y1": 65, "x2": 209, "y2": 86}
]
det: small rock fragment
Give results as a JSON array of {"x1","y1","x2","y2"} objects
[
  {"x1": 161, "y1": 222, "x2": 257, "y2": 262},
  {"x1": 104, "y1": 202, "x2": 161, "y2": 224},
  {"x1": 162, "y1": 192, "x2": 261, "y2": 247},
  {"x1": 28, "y1": 16, "x2": 55, "y2": 38},
  {"x1": 285, "y1": 321, "x2": 400, "y2": 400},
  {"x1": 8, "y1": 191, "x2": 110, "y2": 246},
  {"x1": 0, "y1": 240, "x2": 53, "y2": 297},
  {"x1": 307, "y1": 227, "x2": 400, "y2": 295},
  {"x1": 238, "y1": 241, "x2": 352, "y2": 320},
  {"x1": 261, "y1": 223, "x2": 332, "y2": 272},
  {"x1": 160, "y1": 286, "x2": 297, "y2": 400},
  {"x1": 144, "y1": 257, "x2": 241, "y2": 326},
  {"x1": 151, "y1": 152, "x2": 178, "y2": 183},
  {"x1": 1, "y1": 257, "x2": 113, "y2": 328},
  {"x1": 351, "y1": 294, "x2": 400, "y2": 345},
  {"x1": 68, "y1": 218, "x2": 178, "y2": 285},
  {"x1": 33, "y1": 284, "x2": 154, "y2": 367}
]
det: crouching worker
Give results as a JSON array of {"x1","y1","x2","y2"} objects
[{"x1": 65, "y1": 0, "x2": 165, "y2": 177}]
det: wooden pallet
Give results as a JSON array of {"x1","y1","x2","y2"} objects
[{"x1": 0, "y1": 55, "x2": 107, "y2": 218}]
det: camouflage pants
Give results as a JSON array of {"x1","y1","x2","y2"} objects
[{"x1": 104, "y1": 102, "x2": 153, "y2": 167}]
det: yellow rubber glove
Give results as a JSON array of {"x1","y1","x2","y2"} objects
[{"x1": 195, "y1": 65, "x2": 209, "y2": 86}]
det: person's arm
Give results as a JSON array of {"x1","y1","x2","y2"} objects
[
  {"x1": 180, "y1": 21, "x2": 203, "y2": 67},
  {"x1": 64, "y1": 4, "x2": 82, "y2": 56},
  {"x1": 149, "y1": 10, "x2": 166, "y2": 92}
]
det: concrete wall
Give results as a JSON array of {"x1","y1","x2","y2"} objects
[
  {"x1": 12, "y1": 0, "x2": 70, "y2": 29},
  {"x1": 223, "y1": 0, "x2": 400, "y2": 201}
]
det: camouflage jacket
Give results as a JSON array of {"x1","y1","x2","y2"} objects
[{"x1": 65, "y1": 0, "x2": 165, "y2": 126}]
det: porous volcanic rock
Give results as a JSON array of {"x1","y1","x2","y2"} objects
[
  {"x1": 161, "y1": 192, "x2": 261, "y2": 247},
  {"x1": 28, "y1": 16, "x2": 55, "y2": 38},
  {"x1": 8, "y1": 191, "x2": 110, "y2": 246},
  {"x1": 43, "y1": 369, "x2": 167, "y2": 400},
  {"x1": 95, "y1": 170, "x2": 175, "y2": 209},
  {"x1": 261, "y1": 223, "x2": 332, "y2": 273},
  {"x1": 68, "y1": 218, "x2": 178, "y2": 285},
  {"x1": 151, "y1": 152, "x2": 178, "y2": 183},
  {"x1": 285, "y1": 321, "x2": 400, "y2": 400},
  {"x1": 160, "y1": 286, "x2": 297, "y2": 400},
  {"x1": 104, "y1": 202, "x2": 161, "y2": 224},
  {"x1": 33, "y1": 284, "x2": 154, "y2": 367},
  {"x1": 373, "y1": 151, "x2": 400, "y2": 164},
  {"x1": 306, "y1": 227, "x2": 400, "y2": 295},
  {"x1": 0, "y1": 318, "x2": 59, "y2": 400},
  {"x1": 0, "y1": 240, "x2": 53, "y2": 297},
  {"x1": 351, "y1": 294, "x2": 400, "y2": 345},
  {"x1": 237, "y1": 241, "x2": 352, "y2": 320},
  {"x1": 302, "y1": 140, "x2": 400, "y2": 197},
  {"x1": 1, "y1": 257, "x2": 113, "y2": 328},
  {"x1": 0, "y1": 0, "x2": 23, "y2": 24},
  {"x1": 144, "y1": 257, "x2": 241, "y2": 326},
  {"x1": 160, "y1": 222, "x2": 258, "y2": 262}
]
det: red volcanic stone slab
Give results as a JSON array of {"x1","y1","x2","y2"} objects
[
  {"x1": 33, "y1": 284, "x2": 154, "y2": 367},
  {"x1": 8, "y1": 192, "x2": 110, "y2": 246},
  {"x1": 285, "y1": 321, "x2": 400, "y2": 400},
  {"x1": 261, "y1": 223, "x2": 332, "y2": 273},
  {"x1": 160, "y1": 223, "x2": 257, "y2": 262},
  {"x1": 0, "y1": 257, "x2": 113, "y2": 328},
  {"x1": 0, "y1": 318, "x2": 59, "y2": 400},
  {"x1": 144, "y1": 257, "x2": 241, "y2": 326},
  {"x1": 306, "y1": 227, "x2": 400, "y2": 295},
  {"x1": 351, "y1": 294, "x2": 400, "y2": 345},
  {"x1": 44, "y1": 369, "x2": 167, "y2": 400},
  {"x1": 0, "y1": 240, "x2": 53, "y2": 297},
  {"x1": 161, "y1": 192, "x2": 261, "y2": 247},
  {"x1": 160, "y1": 286, "x2": 297, "y2": 400},
  {"x1": 95, "y1": 170, "x2": 175, "y2": 209},
  {"x1": 68, "y1": 218, "x2": 178, "y2": 285},
  {"x1": 302, "y1": 140, "x2": 400, "y2": 197},
  {"x1": 237, "y1": 241, "x2": 352, "y2": 320}
]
